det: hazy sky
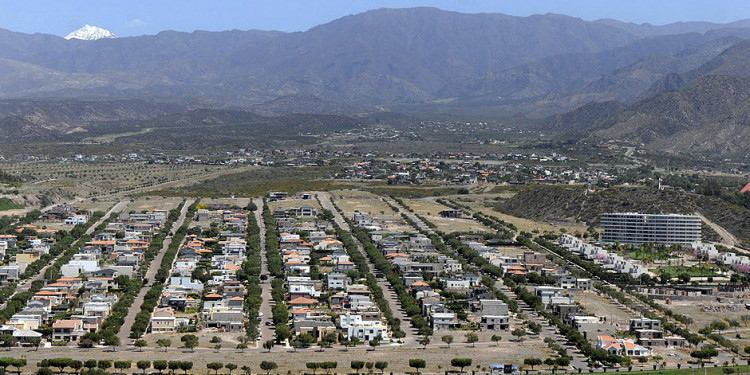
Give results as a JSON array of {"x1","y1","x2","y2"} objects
[{"x1": 3, "y1": 0, "x2": 750, "y2": 37}]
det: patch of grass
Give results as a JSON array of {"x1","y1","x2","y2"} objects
[
  {"x1": 0, "y1": 197, "x2": 23, "y2": 211},
  {"x1": 656, "y1": 265, "x2": 721, "y2": 278}
]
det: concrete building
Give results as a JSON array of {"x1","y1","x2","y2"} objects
[{"x1": 600, "y1": 213, "x2": 701, "y2": 245}]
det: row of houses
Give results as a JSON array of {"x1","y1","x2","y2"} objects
[
  {"x1": 558, "y1": 234, "x2": 650, "y2": 278},
  {"x1": 151, "y1": 208, "x2": 251, "y2": 333},
  {"x1": 0, "y1": 235, "x2": 52, "y2": 282},
  {"x1": 3, "y1": 207, "x2": 170, "y2": 344},
  {"x1": 274, "y1": 204, "x2": 392, "y2": 343}
]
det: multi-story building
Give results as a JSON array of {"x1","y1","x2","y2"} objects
[{"x1": 600, "y1": 213, "x2": 701, "y2": 245}]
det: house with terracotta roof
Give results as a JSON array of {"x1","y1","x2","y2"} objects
[
  {"x1": 52, "y1": 319, "x2": 87, "y2": 342},
  {"x1": 288, "y1": 296, "x2": 319, "y2": 308},
  {"x1": 596, "y1": 336, "x2": 649, "y2": 356},
  {"x1": 150, "y1": 307, "x2": 177, "y2": 333}
]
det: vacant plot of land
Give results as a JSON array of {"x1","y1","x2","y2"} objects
[
  {"x1": 268, "y1": 198, "x2": 321, "y2": 211},
  {"x1": 457, "y1": 194, "x2": 589, "y2": 234},
  {"x1": 14, "y1": 339, "x2": 553, "y2": 374},
  {"x1": 572, "y1": 291, "x2": 638, "y2": 327},
  {"x1": 200, "y1": 197, "x2": 251, "y2": 209},
  {"x1": 77, "y1": 199, "x2": 120, "y2": 213},
  {"x1": 332, "y1": 190, "x2": 400, "y2": 220},
  {"x1": 402, "y1": 197, "x2": 491, "y2": 233},
  {"x1": 668, "y1": 300, "x2": 750, "y2": 330},
  {"x1": 2, "y1": 161, "x2": 226, "y2": 197},
  {"x1": 402, "y1": 198, "x2": 449, "y2": 216},
  {"x1": 126, "y1": 196, "x2": 184, "y2": 213}
]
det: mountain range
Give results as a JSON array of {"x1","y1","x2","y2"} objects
[
  {"x1": 0, "y1": 8, "x2": 750, "y2": 115},
  {"x1": 544, "y1": 38, "x2": 750, "y2": 159},
  {"x1": 2, "y1": 8, "x2": 750, "y2": 158}
]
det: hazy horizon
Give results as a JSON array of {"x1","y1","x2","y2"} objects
[{"x1": 2, "y1": 0, "x2": 750, "y2": 38}]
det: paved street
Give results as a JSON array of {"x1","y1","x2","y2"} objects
[
  {"x1": 254, "y1": 198, "x2": 275, "y2": 345},
  {"x1": 118, "y1": 199, "x2": 195, "y2": 343},
  {"x1": 389, "y1": 197, "x2": 590, "y2": 369},
  {"x1": 318, "y1": 192, "x2": 418, "y2": 344}
]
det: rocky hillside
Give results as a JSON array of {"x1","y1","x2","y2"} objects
[{"x1": 495, "y1": 185, "x2": 750, "y2": 246}]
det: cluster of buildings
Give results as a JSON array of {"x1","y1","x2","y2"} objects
[
  {"x1": 336, "y1": 152, "x2": 620, "y2": 186},
  {"x1": 595, "y1": 318, "x2": 685, "y2": 356},
  {"x1": 1, "y1": 277, "x2": 121, "y2": 345},
  {"x1": 151, "y1": 208, "x2": 250, "y2": 333},
  {"x1": 0, "y1": 206, "x2": 178, "y2": 344},
  {"x1": 692, "y1": 242, "x2": 750, "y2": 274},
  {"x1": 559, "y1": 234, "x2": 650, "y2": 278},
  {"x1": 367, "y1": 222, "x2": 521, "y2": 331},
  {"x1": 0, "y1": 234, "x2": 54, "y2": 282},
  {"x1": 271, "y1": 202, "x2": 393, "y2": 343}
]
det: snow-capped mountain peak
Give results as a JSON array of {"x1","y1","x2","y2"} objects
[{"x1": 64, "y1": 25, "x2": 117, "y2": 41}]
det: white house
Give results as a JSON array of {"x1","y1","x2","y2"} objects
[{"x1": 65, "y1": 215, "x2": 89, "y2": 225}]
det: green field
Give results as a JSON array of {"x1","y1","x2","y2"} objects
[{"x1": 0, "y1": 197, "x2": 23, "y2": 211}]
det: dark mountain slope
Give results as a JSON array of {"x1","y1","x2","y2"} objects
[{"x1": 548, "y1": 75, "x2": 750, "y2": 158}]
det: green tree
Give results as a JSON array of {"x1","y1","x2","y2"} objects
[
  {"x1": 156, "y1": 338, "x2": 172, "y2": 352},
  {"x1": 351, "y1": 361, "x2": 365, "y2": 375},
  {"x1": 48, "y1": 358, "x2": 72, "y2": 375},
  {"x1": 512, "y1": 328, "x2": 526, "y2": 343},
  {"x1": 0, "y1": 358, "x2": 13, "y2": 375},
  {"x1": 374, "y1": 362, "x2": 388, "y2": 375},
  {"x1": 167, "y1": 361, "x2": 181, "y2": 375},
  {"x1": 10, "y1": 358, "x2": 26, "y2": 375},
  {"x1": 240, "y1": 366, "x2": 252, "y2": 375},
  {"x1": 84, "y1": 360, "x2": 98, "y2": 371},
  {"x1": 263, "y1": 340, "x2": 274, "y2": 352},
  {"x1": 178, "y1": 362, "x2": 193, "y2": 375},
  {"x1": 441, "y1": 335, "x2": 454, "y2": 348},
  {"x1": 30, "y1": 337, "x2": 42, "y2": 351},
  {"x1": 134, "y1": 339, "x2": 147, "y2": 352},
  {"x1": 544, "y1": 358, "x2": 556, "y2": 371},
  {"x1": 418, "y1": 335, "x2": 430, "y2": 349},
  {"x1": 153, "y1": 361, "x2": 168, "y2": 375},
  {"x1": 523, "y1": 358, "x2": 542, "y2": 371},
  {"x1": 207, "y1": 362, "x2": 223, "y2": 375},
  {"x1": 306, "y1": 363, "x2": 320, "y2": 375},
  {"x1": 181, "y1": 334, "x2": 199, "y2": 352},
  {"x1": 464, "y1": 332, "x2": 478, "y2": 347},
  {"x1": 0, "y1": 335, "x2": 14, "y2": 350},
  {"x1": 408, "y1": 359, "x2": 426, "y2": 374},
  {"x1": 369, "y1": 336, "x2": 381, "y2": 350},
  {"x1": 259, "y1": 361, "x2": 277, "y2": 375},
  {"x1": 225, "y1": 364, "x2": 237, "y2": 375},
  {"x1": 78, "y1": 339, "x2": 94, "y2": 349},
  {"x1": 451, "y1": 358, "x2": 472, "y2": 372},
  {"x1": 137, "y1": 361, "x2": 151, "y2": 374},
  {"x1": 491, "y1": 334, "x2": 502, "y2": 346},
  {"x1": 98, "y1": 361, "x2": 112, "y2": 373},
  {"x1": 236, "y1": 336, "x2": 248, "y2": 352},
  {"x1": 104, "y1": 335, "x2": 120, "y2": 352},
  {"x1": 274, "y1": 325, "x2": 290, "y2": 343},
  {"x1": 113, "y1": 361, "x2": 131, "y2": 375},
  {"x1": 319, "y1": 362, "x2": 337, "y2": 375}
]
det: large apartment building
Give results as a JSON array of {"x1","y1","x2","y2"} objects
[{"x1": 600, "y1": 213, "x2": 701, "y2": 245}]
